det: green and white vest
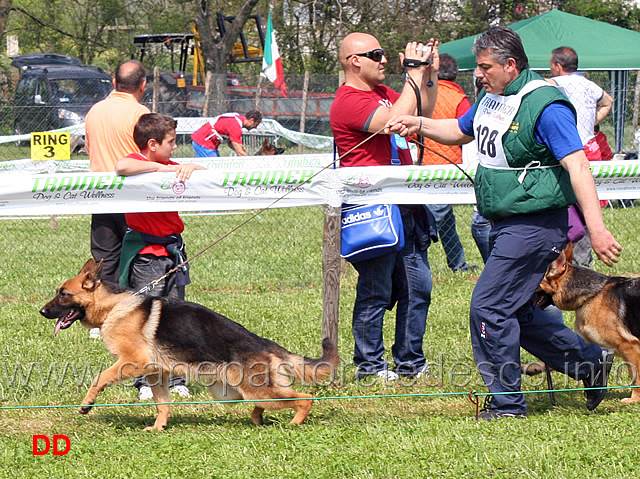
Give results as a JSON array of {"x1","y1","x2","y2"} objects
[{"x1": 473, "y1": 69, "x2": 577, "y2": 220}]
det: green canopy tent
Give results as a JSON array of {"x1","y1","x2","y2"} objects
[{"x1": 439, "y1": 9, "x2": 640, "y2": 151}]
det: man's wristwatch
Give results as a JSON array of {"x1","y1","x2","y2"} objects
[{"x1": 403, "y1": 57, "x2": 432, "y2": 68}]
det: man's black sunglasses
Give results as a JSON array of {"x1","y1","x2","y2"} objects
[{"x1": 346, "y1": 48, "x2": 385, "y2": 62}]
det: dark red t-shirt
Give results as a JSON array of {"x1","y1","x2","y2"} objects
[
  {"x1": 330, "y1": 84, "x2": 413, "y2": 167},
  {"x1": 124, "y1": 152, "x2": 184, "y2": 256}
]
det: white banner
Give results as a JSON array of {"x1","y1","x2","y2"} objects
[
  {"x1": 1, "y1": 166, "x2": 331, "y2": 216},
  {"x1": 1, "y1": 160, "x2": 639, "y2": 216}
]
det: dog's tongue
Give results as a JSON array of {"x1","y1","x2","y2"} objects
[{"x1": 54, "y1": 319, "x2": 64, "y2": 338}]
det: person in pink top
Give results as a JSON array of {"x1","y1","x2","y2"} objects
[{"x1": 191, "y1": 110, "x2": 262, "y2": 157}]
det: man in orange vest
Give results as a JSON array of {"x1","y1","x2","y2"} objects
[{"x1": 422, "y1": 54, "x2": 472, "y2": 271}]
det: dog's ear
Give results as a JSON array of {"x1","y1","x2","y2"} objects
[
  {"x1": 547, "y1": 250, "x2": 568, "y2": 280},
  {"x1": 81, "y1": 259, "x2": 103, "y2": 292},
  {"x1": 262, "y1": 139, "x2": 269, "y2": 147},
  {"x1": 565, "y1": 242, "x2": 574, "y2": 264},
  {"x1": 78, "y1": 258, "x2": 97, "y2": 275}
]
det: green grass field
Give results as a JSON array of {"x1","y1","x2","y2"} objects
[{"x1": 1, "y1": 205, "x2": 640, "y2": 478}]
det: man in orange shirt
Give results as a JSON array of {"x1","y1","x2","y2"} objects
[
  {"x1": 85, "y1": 60, "x2": 150, "y2": 339},
  {"x1": 86, "y1": 60, "x2": 150, "y2": 282},
  {"x1": 422, "y1": 54, "x2": 472, "y2": 271}
]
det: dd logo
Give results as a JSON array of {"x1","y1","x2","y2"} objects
[{"x1": 32, "y1": 435, "x2": 70, "y2": 456}]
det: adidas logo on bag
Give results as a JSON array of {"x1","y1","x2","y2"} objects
[{"x1": 342, "y1": 211, "x2": 372, "y2": 225}]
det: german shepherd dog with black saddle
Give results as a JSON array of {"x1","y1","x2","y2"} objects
[
  {"x1": 40, "y1": 258, "x2": 339, "y2": 430},
  {"x1": 256, "y1": 139, "x2": 285, "y2": 155},
  {"x1": 538, "y1": 242, "x2": 640, "y2": 404}
]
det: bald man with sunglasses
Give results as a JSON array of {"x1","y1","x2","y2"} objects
[{"x1": 330, "y1": 33, "x2": 440, "y2": 382}]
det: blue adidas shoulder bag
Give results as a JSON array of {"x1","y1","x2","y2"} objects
[{"x1": 340, "y1": 204, "x2": 405, "y2": 263}]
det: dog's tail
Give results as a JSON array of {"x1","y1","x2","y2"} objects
[{"x1": 286, "y1": 337, "x2": 340, "y2": 384}]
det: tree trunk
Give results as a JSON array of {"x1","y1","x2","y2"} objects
[
  {"x1": 0, "y1": 0, "x2": 14, "y2": 44},
  {"x1": 195, "y1": 0, "x2": 261, "y2": 116}
]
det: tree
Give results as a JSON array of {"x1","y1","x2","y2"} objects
[
  {"x1": 0, "y1": 0, "x2": 12, "y2": 48},
  {"x1": 194, "y1": 0, "x2": 260, "y2": 115},
  {"x1": 4, "y1": 0, "x2": 194, "y2": 70},
  {"x1": 555, "y1": 0, "x2": 640, "y2": 31}
]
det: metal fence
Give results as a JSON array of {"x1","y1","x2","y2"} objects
[
  {"x1": 1, "y1": 71, "x2": 638, "y2": 153},
  {"x1": 1, "y1": 71, "x2": 640, "y2": 280}
]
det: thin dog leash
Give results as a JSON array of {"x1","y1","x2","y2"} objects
[
  {"x1": 134, "y1": 126, "x2": 475, "y2": 295},
  {"x1": 133, "y1": 126, "x2": 388, "y2": 295}
]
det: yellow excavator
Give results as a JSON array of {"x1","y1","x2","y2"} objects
[
  {"x1": 190, "y1": 21, "x2": 262, "y2": 87},
  {"x1": 133, "y1": 13, "x2": 263, "y2": 115}
]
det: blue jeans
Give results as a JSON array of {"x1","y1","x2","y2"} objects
[
  {"x1": 469, "y1": 210, "x2": 603, "y2": 414},
  {"x1": 427, "y1": 204, "x2": 467, "y2": 271},
  {"x1": 471, "y1": 209, "x2": 491, "y2": 264},
  {"x1": 351, "y1": 208, "x2": 432, "y2": 377},
  {"x1": 192, "y1": 141, "x2": 220, "y2": 158}
]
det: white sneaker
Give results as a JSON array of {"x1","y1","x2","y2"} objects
[
  {"x1": 138, "y1": 386, "x2": 153, "y2": 401},
  {"x1": 170, "y1": 385, "x2": 191, "y2": 398},
  {"x1": 89, "y1": 328, "x2": 101, "y2": 339},
  {"x1": 376, "y1": 370, "x2": 399, "y2": 381},
  {"x1": 415, "y1": 365, "x2": 437, "y2": 379}
]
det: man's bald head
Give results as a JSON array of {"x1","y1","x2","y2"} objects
[
  {"x1": 339, "y1": 33, "x2": 382, "y2": 68},
  {"x1": 114, "y1": 60, "x2": 146, "y2": 93}
]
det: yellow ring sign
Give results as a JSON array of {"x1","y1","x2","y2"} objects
[{"x1": 31, "y1": 132, "x2": 71, "y2": 161}]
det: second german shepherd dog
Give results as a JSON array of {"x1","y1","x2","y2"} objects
[
  {"x1": 40, "y1": 258, "x2": 339, "y2": 430},
  {"x1": 256, "y1": 139, "x2": 285, "y2": 155},
  {"x1": 538, "y1": 242, "x2": 640, "y2": 404}
]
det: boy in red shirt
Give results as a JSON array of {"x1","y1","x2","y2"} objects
[{"x1": 116, "y1": 112, "x2": 206, "y2": 400}]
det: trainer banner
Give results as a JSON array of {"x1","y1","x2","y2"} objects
[{"x1": 0, "y1": 160, "x2": 639, "y2": 215}]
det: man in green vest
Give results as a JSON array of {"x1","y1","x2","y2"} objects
[{"x1": 386, "y1": 26, "x2": 621, "y2": 420}]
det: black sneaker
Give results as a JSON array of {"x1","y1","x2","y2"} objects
[
  {"x1": 583, "y1": 348, "x2": 615, "y2": 411},
  {"x1": 477, "y1": 408, "x2": 527, "y2": 421}
]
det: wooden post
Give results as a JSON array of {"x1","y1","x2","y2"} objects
[
  {"x1": 322, "y1": 204, "x2": 341, "y2": 344},
  {"x1": 203, "y1": 71, "x2": 213, "y2": 117},
  {"x1": 152, "y1": 67, "x2": 160, "y2": 113},
  {"x1": 321, "y1": 71, "x2": 343, "y2": 344},
  {"x1": 298, "y1": 71, "x2": 310, "y2": 154},
  {"x1": 632, "y1": 71, "x2": 640, "y2": 139},
  {"x1": 6, "y1": 35, "x2": 18, "y2": 57}
]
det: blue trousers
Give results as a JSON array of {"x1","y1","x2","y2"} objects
[
  {"x1": 352, "y1": 208, "x2": 433, "y2": 377},
  {"x1": 427, "y1": 204, "x2": 468, "y2": 271},
  {"x1": 469, "y1": 210, "x2": 603, "y2": 414},
  {"x1": 192, "y1": 141, "x2": 220, "y2": 158}
]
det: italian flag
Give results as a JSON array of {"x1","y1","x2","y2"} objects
[{"x1": 261, "y1": 11, "x2": 288, "y2": 97}]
